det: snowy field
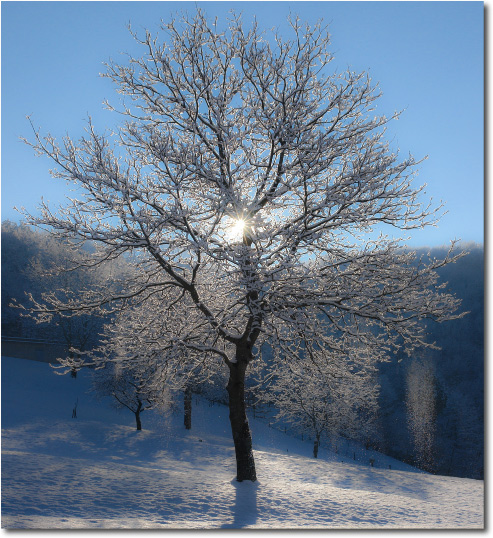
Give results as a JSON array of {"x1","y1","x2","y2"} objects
[{"x1": 1, "y1": 356, "x2": 484, "y2": 530}]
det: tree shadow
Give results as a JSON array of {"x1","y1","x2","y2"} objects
[
  {"x1": 331, "y1": 463, "x2": 431, "y2": 502},
  {"x1": 220, "y1": 479, "x2": 259, "y2": 528}
]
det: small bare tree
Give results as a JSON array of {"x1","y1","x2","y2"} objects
[
  {"x1": 22, "y1": 10, "x2": 463, "y2": 481},
  {"x1": 263, "y1": 327, "x2": 380, "y2": 458},
  {"x1": 92, "y1": 364, "x2": 153, "y2": 431},
  {"x1": 93, "y1": 287, "x2": 220, "y2": 431}
]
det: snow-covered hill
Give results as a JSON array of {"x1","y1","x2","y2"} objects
[{"x1": 1, "y1": 356, "x2": 484, "y2": 529}]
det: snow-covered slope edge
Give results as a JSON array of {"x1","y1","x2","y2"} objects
[{"x1": 1, "y1": 356, "x2": 484, "y2": 529}]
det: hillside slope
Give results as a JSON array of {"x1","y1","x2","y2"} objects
[{"x1": 1, "y1": 356, "x2": 484, "y2": 529}]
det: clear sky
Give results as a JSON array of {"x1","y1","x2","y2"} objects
[{"x1": 1, "y1": 1, "x2": 484, "y2": 246}]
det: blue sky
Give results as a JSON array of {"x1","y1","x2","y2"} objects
[{"x1": 1, "y1": 1, "x2": 484, "y2": 246}]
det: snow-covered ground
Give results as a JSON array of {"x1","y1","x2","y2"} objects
[{"x1": 1, "y1": 356, "x2": 484, "y2": 529}]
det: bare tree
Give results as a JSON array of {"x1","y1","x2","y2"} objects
[
  {"x1": 92, "y1": 361, "x2": 174, "y2": 431},
  {"x1": 93, "y1": 287, "x2": 220, "y2": 430},
  {"x1": 22, "y1": 10, "x2": 463, "y2": 481},
  {"x1": 263, "y1": 328, "x2": 380, "y2": 458},
  {"x1": 28, "y1": 250, "x2": 106, "y2": 377}
]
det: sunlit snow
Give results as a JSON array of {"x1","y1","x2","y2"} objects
[{"x1": 1, "y1": 356, "x2": 484, "y2": 529}]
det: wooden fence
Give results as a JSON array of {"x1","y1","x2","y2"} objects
[{"x1": 1, "y1": 337, "x2": 69, "y2": 364}]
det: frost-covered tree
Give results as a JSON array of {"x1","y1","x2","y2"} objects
[
  {"x1": 92, "y1": 361, "x2": 174, "y2": 431},
  {"x1": 93, "y1": 287, "x2": 220, "y2": 431},
  {"x1": 22, "y1": 11, "x2": 463, "y2": 481},
  {"x1": 406, "y1": 358, "x2": 437, "y2": 471},
  {"x1": 27, "y1": 251, "x2": 107, "y2": 376},
  {"x1": 264, "y1": 331, "x2": 380, "y2": 458}
]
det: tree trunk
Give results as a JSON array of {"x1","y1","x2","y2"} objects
[
  {"x1": 313, "y1": 433, "x2": 321, "y2": 458},
  {"x1": 227, "y1": 352, "x2": 257, "y2": 482},
  {"x1": 184, "y1": 384, "x2": 192, "y2": 430},
  {"x1": 135, "y1": 400, "x2": 142, "y2": 431},
  {"x1": 69, "y1": 351, "x2": 77, "y2": 378}
]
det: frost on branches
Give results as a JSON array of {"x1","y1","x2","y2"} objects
[
  {"x1": 263, "y1": 328, "x2": 381, "y2": 458},
  {"x1": 92, "y1": 287, "x2": 224, "y2": 431},
  {"x1": 92, "y1": 362, "x2": 161, "y2": 431},
  {"x1": 22, "y1": 11, "x2": 463, "y2": 482}
]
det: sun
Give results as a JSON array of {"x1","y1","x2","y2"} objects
[
  {"x1": 229, "y1": 218, "x2": 246, "y2": 242},
  {"x1": 232, "y1": 218, "x2": 245, "y2": 235},
  {"x1": 222, "y1": 214, "x2": 253, "y2": 243}
]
